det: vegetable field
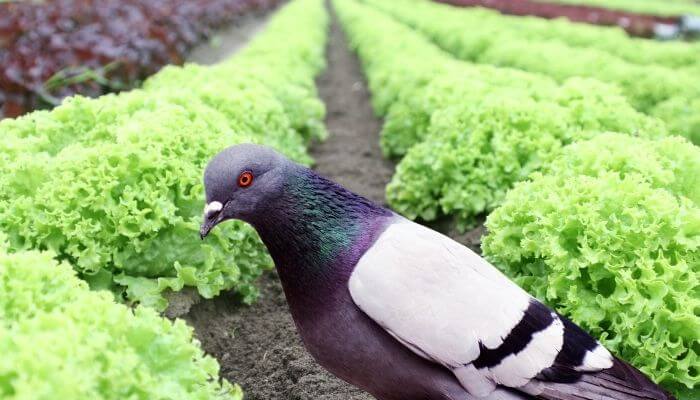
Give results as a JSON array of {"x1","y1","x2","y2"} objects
[{"x1": 1, "y1": 0, "x2": 697, "y2": 399}]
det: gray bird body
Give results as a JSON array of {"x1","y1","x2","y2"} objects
[
  {"x1": 200, "y1": 144, "x2": 674, "y2": 400},
  {"x1": 285, "y1": 260, "x2": 473, "y2": 400},
  {"x1": 266, "y1": 209, "x2": 477, "y2": 400}
]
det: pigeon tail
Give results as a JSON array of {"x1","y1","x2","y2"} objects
[{"x1": 531, "y1": 357, "x2": 675, "y2": 400}]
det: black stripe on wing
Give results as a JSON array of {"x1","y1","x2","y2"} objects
[
  {"x1": 531, "y1": 315, "x2": 675, "y2": 399},
  {"x1": 538, "y1": 314, "x2": 600, "y2": 383},
  {"x1": 473, "y1": 299, "x2": 555, "y2": 369}
]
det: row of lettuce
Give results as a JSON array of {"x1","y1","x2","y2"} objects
[
  {"x1": 0, "y1": 0, "x2": 328, "y2": 398},
  {"x1": 334, "y1": 0, "x2": 698, "y2": 398},
  {"x1": 0, "y1": 236, "x2": 242, "y2": 399},
  {"x1": 434, "y1": 1, "x2": 700, "y2": 69},
  {"x1": 371, "y1": 0, "x2": 700, "y2": 146}
]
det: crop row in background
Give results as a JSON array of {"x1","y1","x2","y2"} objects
[{"x1": 0, "y1": 0, "x2": 279, "y2": 117}]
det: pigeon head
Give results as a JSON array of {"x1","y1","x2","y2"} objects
[
  {"x1": 199, "y1": 143, "x2": 290, "y2": 238},
  {"x1": 200, "y1": 143, "x2": 392, "y2": 282}
]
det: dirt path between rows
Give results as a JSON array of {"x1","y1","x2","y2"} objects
[
  {"x1": 310, "y1": 19, "x2": 395, "y2": 205},
  {"x1": 186, "y1": 10, "x2": 273, "y2": 65}
]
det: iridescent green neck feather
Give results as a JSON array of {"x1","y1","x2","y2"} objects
[{"x1": 249, "y1": 167, "x2": 392, "y2": 300}]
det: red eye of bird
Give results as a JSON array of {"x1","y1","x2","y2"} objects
[{"x1": 238, "y1": 171, "x2": 254, "y2": 188}]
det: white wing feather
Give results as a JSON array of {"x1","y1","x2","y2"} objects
[{"x1": 348, "y1": 217, "x2": 565, "y2": 395}]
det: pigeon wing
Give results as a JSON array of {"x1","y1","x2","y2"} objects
[{"x1": 348, "y1": 217, "x2": 670, "y2": 400}]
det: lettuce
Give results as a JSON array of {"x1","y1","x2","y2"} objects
[
  {"x1": 0, "y1": 0, "x2": 329, "y2": 309},
  {"x1": 366, "y1": 0, "x2": 700, "y2": 144},
  {"x1": 379, "y1": 64, "x2": 557, "y2": 158},
  {"x1": 0, "y1": 243, "x2": 240, "y2": 400},
  {"x1": 336, "y1": 0, "x2": 667, "y2": 230},
  {"x1": 386, "y1": 79, "x2": 665, "y2": 229},
  {"x1": 375, "y1": 0, "x2": 700, "y2": 68},
  {"x1": 336, "y1": 0, "x2": 456, "y2": 117},
  {"x1": 541, "y1": 133, "x2": 700, "y2": 205},
  {"x1": 482, "y1": 135, "x2": 700, "y2": 398}
]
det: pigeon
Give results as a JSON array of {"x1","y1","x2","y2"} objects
[{"x1": 200, "y1": 144, "x2": 675, "y2": 400}]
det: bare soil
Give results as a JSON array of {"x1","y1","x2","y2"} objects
[
  {"x1": 180, "y1": 6, "x2": 486, "y2": 400},
  {"x1": 311, "y1": 20, "x2": 394, "y2": 206},
  {"x1": 186, "y1": 11, "x2": 273, "y2": 65}
]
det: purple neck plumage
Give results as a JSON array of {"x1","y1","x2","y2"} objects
[{"x1": 249, "y1": 166, "x2": 392, "y2": 309}]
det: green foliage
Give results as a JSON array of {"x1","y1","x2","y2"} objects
[
  {"x1": 1, "y1": 101, "x2": 273, "y2": 309},
  {"x1": 0, "y1": 0, "x2": 329, "y2": 309},
  {"x1": 146, "y1": 0, "x2": 329, "y2": 144},
  {"x1": 0, "y1": 244, "x2": 241, "y2": 400},
  {"x1": 651, "y1": 97, "x2": 700, "y2": 146},
  {"x1": 482, "y1": 134, "x2": 700, "y2": 398},
  {"x1": 377, "y1": 0, "x2": 700, "y2": 69},
  {"x1": 336, "y1": 0, "x2": 666, "y2": 228},
  {"x1": 380, "y1": 64, "x2": 558, "y2": 158},
  {"x1": 541, "y1": 133, "x2": 700, "y2": 205},
  {"x1": 387, "y1": 82, "x2": 666, "y2": 228},
  {"x1": 366, "y1": 0, "x2": 700, "y2": 144}
]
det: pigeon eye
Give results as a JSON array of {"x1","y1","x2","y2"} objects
[{"x1": 237, "y1": 171, "x2": 254, "y2": 188}]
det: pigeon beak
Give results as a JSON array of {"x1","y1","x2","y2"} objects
[{"x1": 200, "y1": 201, "x2": 224, "y2": 240}]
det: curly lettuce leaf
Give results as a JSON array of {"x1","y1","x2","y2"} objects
[
  {"x1": 483, "y1": 137, "x2": 700, "y2": 397},
  {"x1": 0, "y1": 245, "x2": 241, "y2": 400}
]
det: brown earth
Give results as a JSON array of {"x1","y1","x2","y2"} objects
[
  {"x1": 186, "y1": 10, "x2": 273, "y2": 66},
  {"x1": 180, "y1": 6, "x2": 485, "y2": 400}
]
